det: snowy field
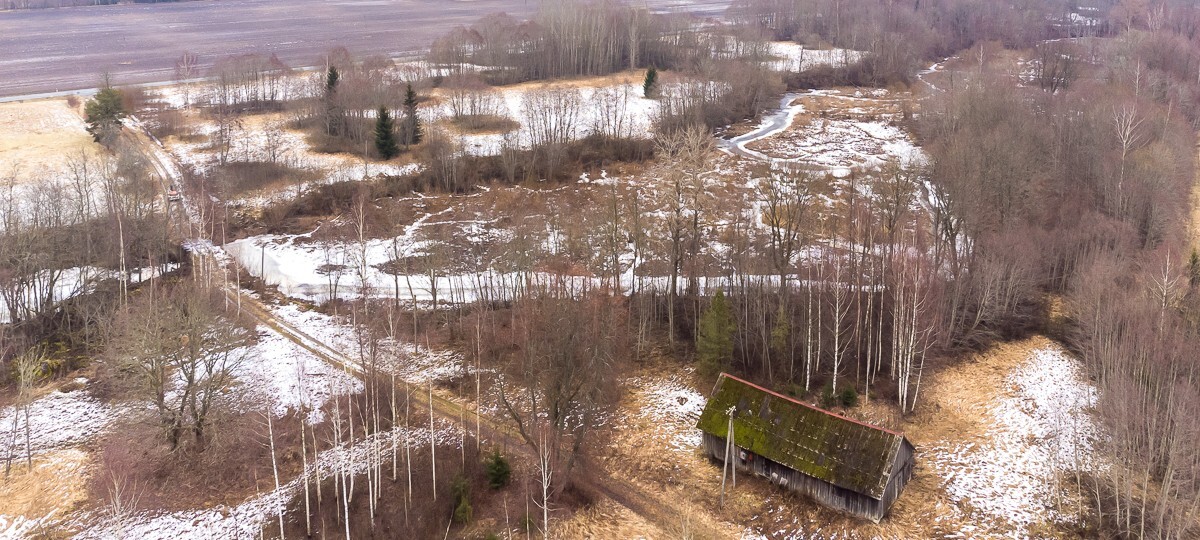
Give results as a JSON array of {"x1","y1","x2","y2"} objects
[
  {"x1": 157, "y1": 72, "x2": 662, "y2": 172},
  {"x1": 426, "y1": 76, "x2": 661, "y2": 156},
  {"x1": 268, "y1": 303, "x2": 472, "y2": 387},
  {"x1": 233, "y1": 325, "x2": 362, "y2": 424},
  {"x1": 766, "y1": 42, "x2": 866, "y2": 73},
  {"x1": 159, "y1": 108, "x2": 421, "y2": 187},
  {"x1": 925, "y1": 345, "x2": 1099, "y2": 536},
  {"x1": 226, "y1": 228, "x2": 810, "y2": 304},
  {"x1": 729, "y1": 89, "x2": 924, "y2": 177},
  {"x1": 0, "y1": 380, "x2": 116, "y2": 457}
]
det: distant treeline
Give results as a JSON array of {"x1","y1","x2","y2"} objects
[{"x1": 3, "y1": 0, "x2": 191, "y2": 9}]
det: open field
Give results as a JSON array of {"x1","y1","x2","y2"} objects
[
  {"x1": 593, "y1": 337, "x2": 1098, "y2": 539},
  {"x1": 0, "y1": 0, "x2": 732, "y2": 99},
  {"x1": 0, "y1": 98, "x2": 100, "y2": 182}
]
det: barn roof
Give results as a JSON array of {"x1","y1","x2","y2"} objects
[{"x1": 696, "y1": 373, "x2": 908, "y2": 500}]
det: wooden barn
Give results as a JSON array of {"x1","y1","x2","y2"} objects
[{"x1": 695, "y1": 373, "x2": 915, "y2": 522}]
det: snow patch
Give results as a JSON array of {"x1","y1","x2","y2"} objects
[
  {"x1": 626, "y1": 375, "x2": 705, "y2": 452},
  {"x1": 926, "y1": 345, "x2": 1099, "y2": 535},
  {"x1": 232, "y1": 327, "x2": 362, "y2": 424},
  {"x1": 0, "y1": 384, "x2": 116, "y2": 456},
  {"x1": 74, "y1": 422, "x2": 463, "y2": 540},
  {"x1": 766, "y1": 42, "x2": 866, "y2": 72}
]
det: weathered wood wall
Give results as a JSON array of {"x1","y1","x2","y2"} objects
[{"x1": 702, "y1": 433, "x2": 913, "y2": 523}]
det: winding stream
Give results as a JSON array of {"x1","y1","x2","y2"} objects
[{"x1": 717, "y1": 92, "x2": 806, "y2": 162}]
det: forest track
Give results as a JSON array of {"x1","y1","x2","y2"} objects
[
  {"x1": 1192, "y1": 141, "x2": 1200, "y2": 251},
  {"x1": 233, "y1": 294, "x2": 731, "y2": 538},
  {"x1": 125, "y1": 120, "x2": 734, "y2": 539}
]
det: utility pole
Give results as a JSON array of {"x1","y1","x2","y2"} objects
[{"x1": 720, "y1": 405, "x2": 736, "y2": 507}]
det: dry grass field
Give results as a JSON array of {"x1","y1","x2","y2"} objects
[{"x1": 0, "y1": 98, "x2": 100, "y2": 183}]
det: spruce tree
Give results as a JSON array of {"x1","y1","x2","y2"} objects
[
  {"x1": 403, "y1": 83, "x2": 422, "y2": 147},
  {"x1": 323, "y1": 66, "x2": 341, "y2": 136},
  {"x1": 484, "y1": 449, "x2": 512, "y2": 489},
  {"x1": 452, "y1": 475, "x2": 472, "y2": 523},
  {"x1": 84, "y1": 87, "x2": 126, "y2": 144},
  {"x1": 374, "y1": 106, "x2": 399, "y2": 160},
  {"x1": 696, "y1": 290, "x2": 735, "y2": 375},
  {"x1": 643, "y1": 66, "x2": 659, "y2": 98},
  {"x1": 325, "y1": 66, "x2": 340, "y2": 94}
]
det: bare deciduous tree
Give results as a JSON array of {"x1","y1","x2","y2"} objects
[{"x1": 109, "y1": 282, "x2": 251, "y2": 451}]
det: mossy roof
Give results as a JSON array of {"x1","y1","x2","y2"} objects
[{"x1": 696, "y1": 373, "x2": 907, "y2": 500}]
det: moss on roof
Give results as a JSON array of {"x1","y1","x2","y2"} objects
[{"x1": 696, "y1": 373, "x2": 906, "y2": 500}]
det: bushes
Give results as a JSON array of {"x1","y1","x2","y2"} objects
[
  {"x1": 409, "y1": 134, "x2": 654, "y2": 193},
  {"x1": 484, "y1": 450, "x2": 512, "y2": 489},
  {"x1": 820, "y1": 385, "x2": 858, "y2": 408},
  {"x1": 449, "y1": 114, "x2": 520, "y2": 134},
  {"x1": 783, "y1": 58, "x2": 912, "y2": 91},
  {"x1": 212, "y1": 161, "x2": 317, "y2": 196},
  {"x1": 839, "y1": 387, "x2": 858, "y2": 408},
  {"x1": 452, "y1": 475, "x2": 473, "y2": 524}
]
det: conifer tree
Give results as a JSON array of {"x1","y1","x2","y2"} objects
[
  {"x1": 373, "y1": 106, "x2": 399, "y2": 159},
  {"x1": 697, "y1": 290, "x2": 735, "y2": 375},
  {"x1": 402, "y1": 83, "x2": 422, "y2": 147},
  {"x1": 324, "y1": 66, "x2": 341, "y2": 136},
  {"x1": 643, "y1": 66, "x2": 659, "y2": 98},
  {"x1": 84, "y1": 87, "x2": 126, "y2": 144},
  {"x1": 325, "y1": 66, "x2": 340, "y2": 93}
]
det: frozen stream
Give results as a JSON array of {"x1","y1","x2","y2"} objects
[{"x1": 718, "y1": 92, "x2": 806, "y2": 162}]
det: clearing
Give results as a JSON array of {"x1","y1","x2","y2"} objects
[
  {"x1": 591, "y1": 336, "x2": 1099, "y2": 539},
  {"x1": 0, "y1": 98, "x2": 100, "y2": 183}
]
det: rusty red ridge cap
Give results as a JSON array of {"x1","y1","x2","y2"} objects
[{"x1": 719, "y1": 372, "x2": 907, "y2": 438}]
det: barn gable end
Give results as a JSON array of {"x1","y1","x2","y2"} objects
[{"x1": 696, "y1": 373, "x2": 915, "y2": 521}]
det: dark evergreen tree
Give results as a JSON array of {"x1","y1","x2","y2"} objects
[
  {"x1": 696, "y1": 290, "x2": 735, "y2": 375},
  {"x1": 84, "y1": 87, "x2": 125, "y2": 144},
  {"x1": 484, "y1": 449, "x2": 512, "y2": 489},
  {"x1": 451, "y1": 475, "x2": 472, "y2": 523},
  {"x1": 324, "y1": 66, "x2": 342, "y2": 136},
  {"x1": 402, "y1": 83, "x2": 422, "y2": 147},
  {"x1": 373, "y1": 106, "x2": 399, "y2": 159},
  {"x1": 325, "y1": 66, "x2": 340, "y2": 94},
  {"x1": 643, "y1": 66, "x2": 659, "y2": 98}
]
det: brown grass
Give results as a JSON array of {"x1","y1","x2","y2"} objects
[
  {"x1": 0, "y1": 448, "x2": 91, "y2": 538},
  {"x1": 0, "y1": 98, "x2": 101, "y2": 183},
  {"x1": 587, "y1": 336, "x2": 1077, "y2": 538},
  {"x1": 555, "y1": 498, "x2": 667, "y2": 539},
  {"x1": 498, "y1": 70, "x2": 643, "y2": 92},
  {"x1": 887, "y1": 335, "x2": 1070, "y2": 537},
  {"x1": 446, "y1": 115, "x2": 520, "y2": 135}
]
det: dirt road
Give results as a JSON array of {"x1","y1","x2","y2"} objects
[
  {"x1": 122, "y1": 118, "x2": 734, "y2": 538},
  {"x1": 0, "y1": 0, "x2": 731, "y2": 99}
]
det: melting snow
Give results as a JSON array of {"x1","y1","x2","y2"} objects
[
  {"x1": 0, "y1": 382, "x2": 116, "y2": 457},
  {"x1": 627, "y1": 375, "x2": 705, "y2": 452},
  {"x1": 427, "y1": 81, "x2": 661, "y2": 157},
  {"x1": 926, "y1": 345, "x2": 1099, "y2": 535},
  {"x1": 233, "y1": 327, "x2": 362, "y2": 424},
  {"x1": 269, "y1": 303, "x2": 470, "y2": 387},
  {"x1": 766, "y1": 42, "x2": 866, "y2": 72},
  {"x1": 73, "y1": 422, "x2": 463, "y2": 540}
]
